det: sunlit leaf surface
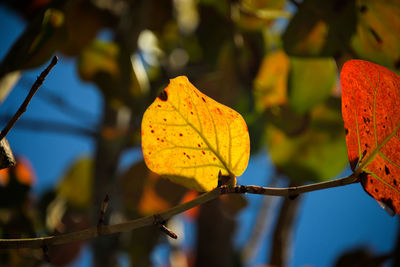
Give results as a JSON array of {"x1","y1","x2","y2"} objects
[
  {"x1": 341, "y1": 59, "x2": 400, "y2": 214},
  {"x1": 141, "y1": 76, "x2": 250, "y2": 191}
]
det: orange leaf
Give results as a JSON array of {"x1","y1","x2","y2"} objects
[
  {"x1": 341, "y1": 59, "x2": 400, "y2": 215},
  {"x1": 141, "y1": 76, "x2": 250, "y2": 191}
]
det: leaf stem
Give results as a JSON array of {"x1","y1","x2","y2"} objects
[
  {"x1": 0, "y1": 56, "x2": 58, "y2": 141},
  {"x1": 0, "y1": 174, "x2": 358, "y2": 249}
]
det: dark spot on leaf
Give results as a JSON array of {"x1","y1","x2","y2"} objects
[
  {"x1": 161, "y1": 139, "x2": 164, "y2": 142},
  {"x1": 393, "y1": 179, "x2": 397, "y2": 186},
  {"x1": 202, "y1": 151, "x2": 205, "y2": 155},
  {"x1": 385, "y1": 116, "x2": 388, "y2": 120},
  {"x1": 370, "y1": 178, "x2": 373, "y2": 183},
  {"x1": 362, "y1": 149, "x2": 367, "y2": 159},
  {"x1": 158, "y1": 90, "x2": 168, "y2": 101},
  {"x1": 385, "y1": 165, "x2": 390, "y2": 175},
  {"x1": 197, "y1": 144, "x2": 201, "y2": 147},
  {"x1": 183, "y1": 152, "x2": 186, "y2": 155},
  {"x1": 151, "y1": 130, "x2": 154, "y2": 133},
  {"x1": 383, "y1": 125, "x2": 386, "y2": 129},
  {"x1": 345, "y1": 128, "x2": 349, "y2": 135},
  {"x1": 368, "y1": 27, "x2": 382, "y2": 44},
  {"x1": 149, "y1": 125, "x2": 152, "y2": 128},
  {"x1": 157, "y1": 104, "x2": 162, "y2": 108},
  {"x1": 163, "y1": 128, "x2": 166, "y2": 131},
  {"x1": 213, "y1": 157, "x2": 216, "y2": 161},
  {"x1": 216, "y1": 108, "x2": 222, "y2": 115},
  {"x1": 364, "y1": 109, "x2": 367, "y2": 112},
  {"x1": 179, "y1": 133, "x2": 183, "y2": 136},
  {"x1": 360, "y1": 5, "x2": 367, "y2": 13},
  {"x1": 148, "y1": 152, "x2": 151, "y2": 155},
  {"x1": 375, "y1": 188, "x2": 378, "y2": 193},
  {"x1": 164, "y1": 118, "x2": 167, "y2": 122},
  {"x1": 202, "y1": 97, "x2": 206, "y2": 103},
  {"x1": 345, "y1": 104, "x2": 348, "y2": 108},
  {"x1": 191, "y1": 111, "x2": 193, "y2": 115},
  {"x1": 157, "y1": 138, "x2": 159, "y2": 140},
  {"x1": 363, "y1": 117, "x2": 370, "y2": 124},
  {"x1": 366, "y1": 130, "x2": 370, "y2": 134},
  {"x1": 365, "y1": 143, "x2": 369, "y2": 148},
  {"x1": 186, "y1": 154, "x2": 191, "y2": 159}
]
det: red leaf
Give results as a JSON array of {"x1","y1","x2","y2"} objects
[{"x1": 341, "y1": 59, "x2": 400, "y2": 215}]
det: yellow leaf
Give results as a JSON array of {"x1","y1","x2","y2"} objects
[
  {"x1": 141, "y1": 76, "x2": 250, "y2": 191},
  {"x1": 253, "y1": 50, "x2": 289, "y2": 111}
]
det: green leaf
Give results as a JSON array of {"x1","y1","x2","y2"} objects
[
  {"x1": 351, "y1": 0, "x2": 400, "y2": 72},
  {"x1": 266, "y1": 98, "x2": 347, "y2": 183},
  {"x1": 57, "y1": 157, "x2": 92, "y2": 210},
  {"x1": 288, "y1": 57, "x2": 337, "y2": 114}
]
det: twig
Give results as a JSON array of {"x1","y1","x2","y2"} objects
[
  {"x1": 0, "y1": 56, "x2": 58, "y2": 141},
  {"x1": 154, "y1": 215, "x2": 178, "y2": 239},
  {"x1": 0, "y1": 174, "x2": 359, "y2": 249},
  {"x1": 97, "y1": 194, "x2": 110, "y2": 235}
]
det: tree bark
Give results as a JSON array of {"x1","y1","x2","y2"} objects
[
  {"x1": 195, "y1": 198, "x2": 236, "y2": 267},
  {"x1": 269, "y1": 194, "x2": 302, "y2": 267}
]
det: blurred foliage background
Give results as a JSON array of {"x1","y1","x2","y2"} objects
[{"x1": 0, "y1": 0, "x2": 399, "y2": 266}]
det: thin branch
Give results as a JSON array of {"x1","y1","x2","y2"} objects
[
  {"x1": 0, "y1": 56, "x2": 58, "y2": 141},
  {"x1": 97, "y1": 194, "x2": 110, "y2": 235},
  {"x1": 0, "y1": 174, "x2": 359, "y2": 249}
]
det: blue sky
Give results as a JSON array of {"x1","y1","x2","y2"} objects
[{"x1": 0, "y1": 4, "x2": 398, "y2": 267}]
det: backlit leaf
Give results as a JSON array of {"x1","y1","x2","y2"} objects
[
  {"x1": 141, "y1": 76, "x2": 250, "y2": 191},
  {"x1": 341, "y1": 59, "x2": 400, "y2": 214},
  {"x1": 288, "y1": 57, "x2": 337, "y2": 114}
]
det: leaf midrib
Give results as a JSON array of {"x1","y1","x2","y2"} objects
[
  {"x1": 169, "y1": 103, "x2": 234, "y2": 177},
  {"x1": 353, "y1": 68, "x2": 400, "y2": 194}
]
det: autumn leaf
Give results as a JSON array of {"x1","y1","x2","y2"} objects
[
  {"x1": 120, "y1": 161, "x2": 186, "y2": 215},
  {"x1": 351, "y1": 0, "x2": 400, "y2": 72},
  {"x1": 253, "y1": 50, "x2": 289, "y2": 112},
  {"x1": 141, "y1": 76, "x2": 250, "y2": 192},
  {"x1": 341, "y1": 59, "x2": 400, "y2": 214}
]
